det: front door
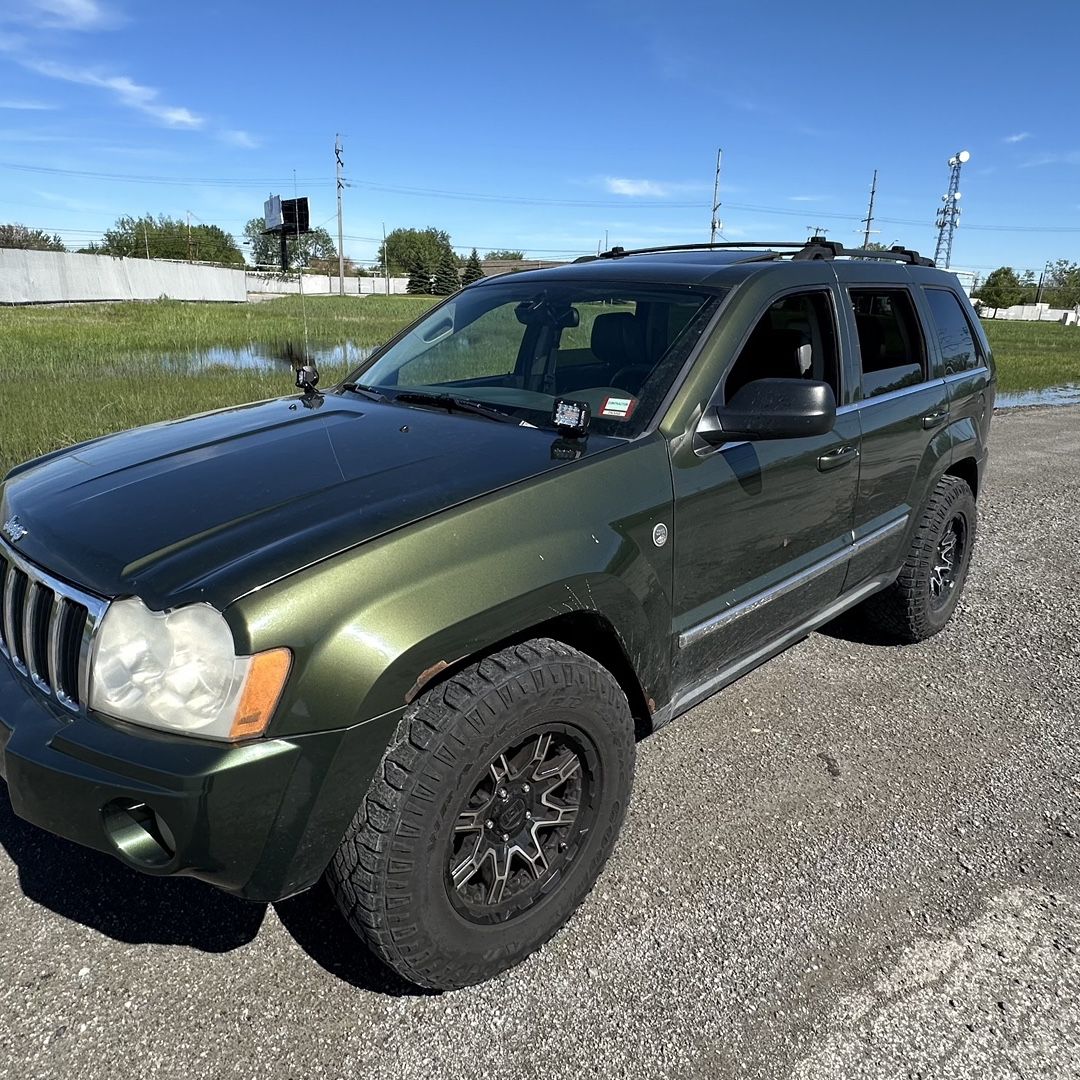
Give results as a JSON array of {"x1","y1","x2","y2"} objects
[{"x1": 669, "y1": 284, "x2": 860, "y2": 705}]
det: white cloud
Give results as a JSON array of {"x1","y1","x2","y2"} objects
[
  {"x1": 1021, "y1": 151, "x2": 1080, "y2": 168},
  {"x1": 602, "y1": 176, "x2": 707, "y2": 198},
  {"x1": 219, "y1": 129, "x2": 260, "y2": 149},
  {"x1": 787, "y1": 195, "x2": 827, "y2": 203},
  {"x1": 605, "y1": 177, "x2": 670, "y2": 197},
  {"x1": 21, "y1": 59, "x2": 204, "y2": 128},
  {"x1": 4, "y1": 0, "x2": 114, "y2": 30},
  {"x1": 0, "y1": 98, "x2": 56, "y2": 109},
  {"x1": 1003, "y1": 132, "x2": 1031, "y2": 144}
]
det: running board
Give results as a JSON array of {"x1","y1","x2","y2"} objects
[{"x1": 652, "y1": 571, "x2": 897, "y2": 730}]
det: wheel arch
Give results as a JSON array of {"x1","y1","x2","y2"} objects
[
  {"x1": 407, "y1": 609, "x2": 656, "y2": 741},
  {"x1": 944, "y1": 454, "x2": 980, "y2": 500}
]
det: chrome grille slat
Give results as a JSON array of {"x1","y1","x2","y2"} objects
[
  {"x1": 46, "y1": 593, "x2": 66, "y2": 697},
  {"x1": 0, "y1": 537, "x2": 109, "y2": 714},
  {"x1": 2, "y1": 561, "x2": 24, "y2": 672},
  {"x1": 24, "y1": 580, "x2": 51, "y2": 692}
]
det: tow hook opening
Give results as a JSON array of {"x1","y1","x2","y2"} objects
[{"x1": 101, "y1": 798, "x2": 177, "y2": 869}]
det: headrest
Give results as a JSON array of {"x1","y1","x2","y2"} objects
[{"x1": 590, "y1": 312, "x2": 646, "y2": 367}]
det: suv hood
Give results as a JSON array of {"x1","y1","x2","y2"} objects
[{"x1": 1, "y1": 394, "x2": 619, "y2": 609}]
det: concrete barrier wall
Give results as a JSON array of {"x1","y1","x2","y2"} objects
[
  {"x1": 979, "y1": 301, "x2": 1079, "y2": 325},
  {"x1": 245, "y1": 273, "x2": 411, "y2": 296},
  {"x1": 0, "y1": 248, "x2": 247, "y2": 304}
]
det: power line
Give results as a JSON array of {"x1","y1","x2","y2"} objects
[{"x1": 4, "y1": 158, "x2": 1080, "y2": 233}]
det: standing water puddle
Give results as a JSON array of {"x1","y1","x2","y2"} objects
[
  {"x1": 996, "y1": 384, "x2": 1080, "y2": 409},
  {"x1": 160, "y1": 341, "x2": 377, "y2": 373},
  {"x1": 158, "y1": 345, "x2": 1078, "y2": 409}
]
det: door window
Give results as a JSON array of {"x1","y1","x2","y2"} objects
[
  {"x1": 923, "y1": 288, "x2": 982, "y2": 375},
  {"x1": 723, "y1": 291, "x2": 840, "y2": 402},
  {"x1": 849, "y1": 289, "x2": 927, "y2": 399}
]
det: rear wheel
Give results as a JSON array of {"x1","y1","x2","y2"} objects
[
  {"x1": 858, "y1": 475, "x2": 976, "y2": 642},
  {"x1": 327, "y1": 638, "x2": 635, "y2": 990}
]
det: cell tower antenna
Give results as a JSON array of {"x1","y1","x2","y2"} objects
[
  {"x1": 934, "y1": 150, "x2": 969, "y2": 268},
  {"x1": 710, "y1": 148, "x2": 723, "y2": 243},
  {"x1": 861, "y1": 169, "x2": 878, "y2": 247}
]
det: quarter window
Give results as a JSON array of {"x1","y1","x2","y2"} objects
[
  {"x1": 923, "y1": 288, "x2": 981, "y2": 375},
  {"x1": 849, "y1": 289, "x2": 927, "y2": 399},
  {"x1": 724, "y1": 291, "x2": 840, "y2": 402}
]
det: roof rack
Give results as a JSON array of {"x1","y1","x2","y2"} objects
[{"x1": 576, "y1": 237, "x2": 935, "y2": 267}]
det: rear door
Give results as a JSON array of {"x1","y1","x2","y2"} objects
[
  {"x1": 833, "y1": 264, "x2": 948, "y2": 587},
  {"x1": 668, "y1": 269, "x2": 861, "y2": 704}
]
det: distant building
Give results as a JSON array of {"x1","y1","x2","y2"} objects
[{"x1": 480, "y1": 258, "x2": 567, "y2": 277}]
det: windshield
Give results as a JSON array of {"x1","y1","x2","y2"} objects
[{"x1": 345, "y1": 281, "x2": 723, "y2": 437}]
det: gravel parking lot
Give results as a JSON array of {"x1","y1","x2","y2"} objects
[{"x1": 2, "y1": 404, "x2": 1078, "y2": 1080}]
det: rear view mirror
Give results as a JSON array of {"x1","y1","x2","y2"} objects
[
  {"x1": 698, "y1": 378, "x2": 836, "y2": 445},
  {"x1": 515, "y1": 298, "x2": 580, "y2": 329}
]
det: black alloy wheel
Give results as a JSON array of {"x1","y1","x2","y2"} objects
[
  {"x1": 447, "y1": 727, "x2": 598, "y2": 924},
  {"x1": 327, "y1": 638, "x2": 635, "y2": 990}
]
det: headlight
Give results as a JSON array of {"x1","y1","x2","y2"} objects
[{"x1": 89, "y1": 598, "x2": 291, "y2": 741}]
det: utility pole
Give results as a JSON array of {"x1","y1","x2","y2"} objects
[
  {"x1": 143, "y1": 219, "x2": 150, "y2": 259},
  {"x1": 335, "y1": 135, "x2": 346, "y2": 296},
  {"x1": 710, "y1": 148, "x2": 723, "y2": 244},
  {"x1": 382, "y1": 222, "x2": 390, "y2": 296},
  {"x1": 186, "y1": 210, "x2": 193, "y2": 262},
  {"x1": 1035, "y1": 260, "x2": 1050, "y2": 304},
  {"x1": 934, "y1": 150, "x2": 970, "y2": 268},
  {"x1": 861, "y1": 169, "x2": 878, "y2": 248}
]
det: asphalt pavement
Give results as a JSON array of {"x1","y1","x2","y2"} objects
[{"x1": 2, "y1": 404, "x2": 1078, "y2": 1080}]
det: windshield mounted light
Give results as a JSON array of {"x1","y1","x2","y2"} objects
[{"x1": 89, "y1": 598, "x2": 290, "y2": 741}]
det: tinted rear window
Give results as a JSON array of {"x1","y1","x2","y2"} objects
[{"x1": 923, "y1": 288, "x2": 981, "y2": 375}]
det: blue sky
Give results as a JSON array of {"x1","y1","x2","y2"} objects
[{"x1": 0, "y1": 0, "x2": 1076, "y2": 274}]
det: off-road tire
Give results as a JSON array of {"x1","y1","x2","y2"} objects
[
  {"x1": 327, "y1": 638, "x2": 635, "y2": 990},
  {"x1": 859, "y1": 475, "x2": 976, "y2": 643}
]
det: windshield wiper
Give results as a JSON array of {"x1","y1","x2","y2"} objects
[
  {"x1": 339, "y1": 382, "x2": 387, "y2": 402},
  {"x1": 392, "y1": 390, "x2": 520, "y2": 424}
]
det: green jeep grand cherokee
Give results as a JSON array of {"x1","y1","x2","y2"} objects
[{"x1": 0, "y1": 239, "x2": 993, "y2": 989}]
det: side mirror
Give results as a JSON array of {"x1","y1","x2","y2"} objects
[{"x1": 697, "y1": 378, "x2": 836, "y2": 445}]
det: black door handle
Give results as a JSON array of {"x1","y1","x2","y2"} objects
[
  {"x1": 817, "y1": 445, "x2": 859, "y2": 472},
  {"x1": 922, "y1": 409, "x2": 948, "y2": 429}
]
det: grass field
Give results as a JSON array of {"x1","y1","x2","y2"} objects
[
  {"x1": 0, "y1": 296, "x2": 437, "y2": 476},
  {"x1": 981, "y1": 320, "x2": 1080, "y2": 393},
  {"x1": 0, "y1": 296, "x2": 1077, "y2": 477}
]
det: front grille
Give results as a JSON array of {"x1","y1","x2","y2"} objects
[{"x1": 0, "y1": 539, "x2": 109, "y2": 713}]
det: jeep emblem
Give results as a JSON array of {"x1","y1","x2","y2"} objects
[{"x1": 2, "y1": 515, "x2": 27, "y2": 544}]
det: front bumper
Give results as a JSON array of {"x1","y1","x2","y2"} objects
[{"x1": 0, "y1": 657, "x2": 402, "y2": 902}]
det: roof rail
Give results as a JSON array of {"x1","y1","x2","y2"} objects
[
  {"x1": 574, "y1": 241, "x2": 807, "y2": 264},
  {"x1": 576, "y1": 237, "x2": 935, "y2": 267}
]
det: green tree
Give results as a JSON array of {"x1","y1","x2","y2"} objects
[
  {"x1": 974, "y1": 266, "x2": 1034, "y2": 309},
  {"x1": 461, "y1": 248, "x2": 484, "y2": 286},
  {"x1": 484, "y1": 248, "x2": 525, "y2": 261},
  {"x1": 0, "y1": 223, "x2": 66, "y2": 251},
  {"x1": 407, "y1": 260, "x2": 434, "y2": 295},
  {"x1": 1043, "y1": 260, "x2": 1080, "y2": 308},
  {"x1": 243, "y1": 218, "x2": 339, "y2": 271},
  {"x1": 433, "y1": 247, "x2": 461, "y2": 295},
  {"x1": 100, "y1": 214, "x2": 244, "y2": 265},
  {"x1": 379, "y1": 226, "x2": 454, "y2": 277}
]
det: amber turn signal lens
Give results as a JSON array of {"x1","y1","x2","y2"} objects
[{"x1": 229, "y1": 648, "x2": 292, "y2": 740}]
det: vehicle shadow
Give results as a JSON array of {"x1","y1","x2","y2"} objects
[
  {"x1": 274, "y1": 878, "x2": 436, "y2": 997},
  {"x1": 0, "y1": 782, "x2": 430, "y2": 995},
  {"x1": 817, "y1": 609, "x2": 902, "y2": 648}
]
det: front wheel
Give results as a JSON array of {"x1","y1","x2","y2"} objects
[
  {"x1": 327, "y1": 639, "x2": 635, "y2": 990},
  {"x1": 858, "y1": 475, "x2": 977, "y2": 642}
]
